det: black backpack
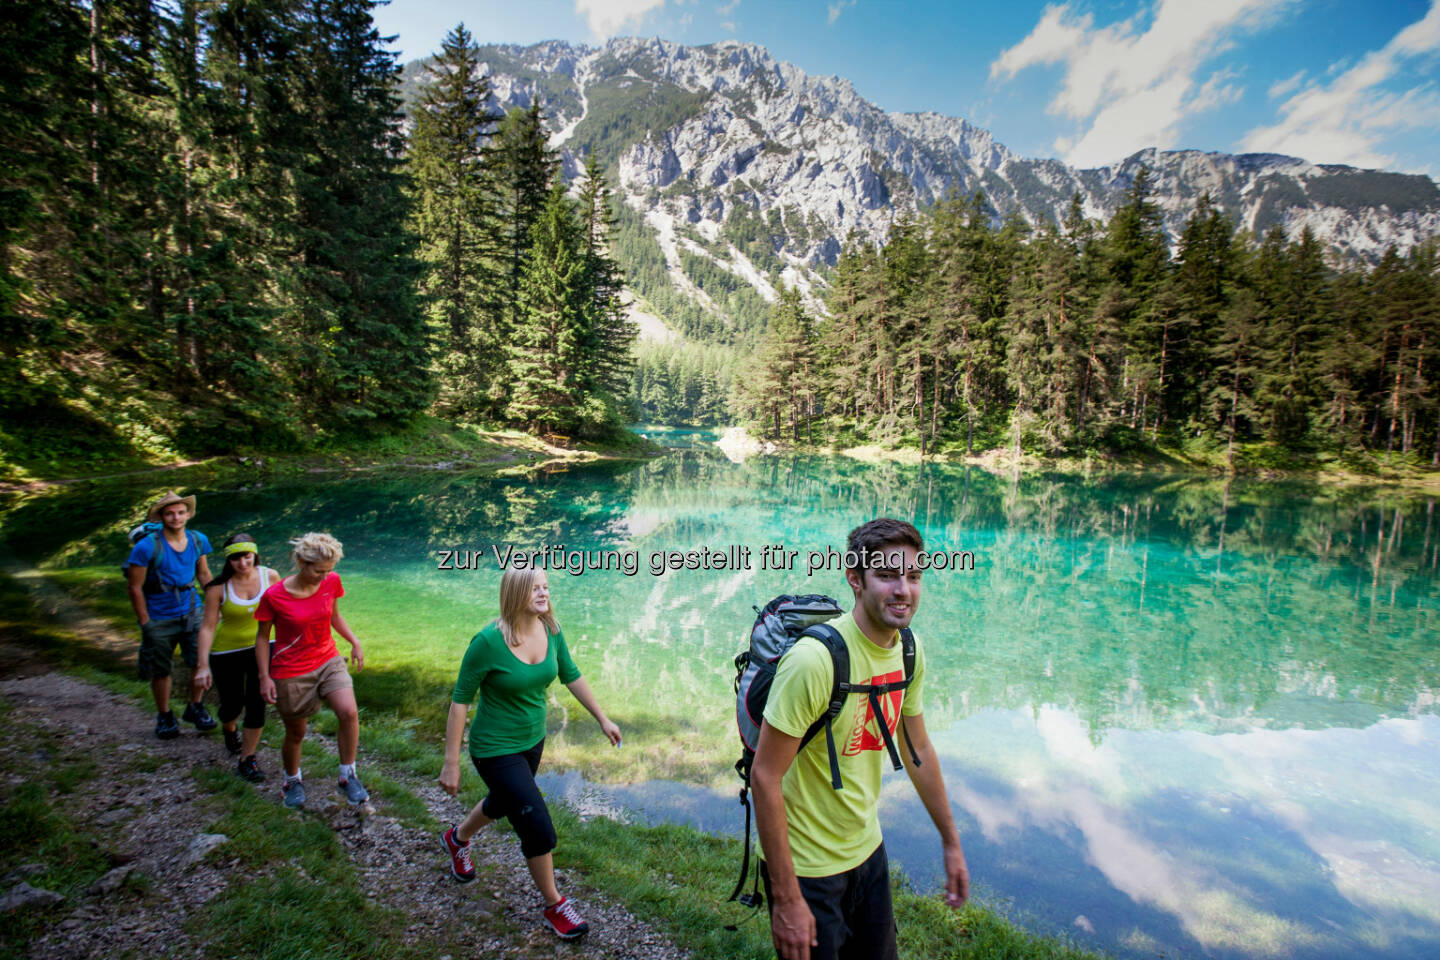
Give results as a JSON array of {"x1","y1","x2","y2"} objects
[{"x1": 727, "y1": 594, "x2": 918, "y2": 907}]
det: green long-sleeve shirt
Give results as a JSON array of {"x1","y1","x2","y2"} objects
[{"x1": 451, "y1": 621, "x2": 581, "y2": 758}]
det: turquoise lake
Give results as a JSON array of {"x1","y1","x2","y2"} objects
[{"x1": 7, "y1": 438, "x2": 1438, "y2": 960}]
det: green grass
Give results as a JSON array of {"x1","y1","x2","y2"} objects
[
  {"x1": 191, "y1": 768, "x2": 422, "y2": 960},
  {"x1": 0, "y1": 720, "x2": 117, "y2": 959}
]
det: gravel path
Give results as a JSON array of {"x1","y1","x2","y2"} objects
[{"x1": 0, "y1": 671, "x2": 689, "y2": 959}]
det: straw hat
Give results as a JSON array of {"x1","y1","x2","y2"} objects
[{"x1": 147, "y1": 491, "x2": 197, "y2": 522}]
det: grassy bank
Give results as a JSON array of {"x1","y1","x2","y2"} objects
[
  {"x1": 0, "y1": 415, "x2": 660, "y2": 489},
  {"x1": 0, "y1": 567, "x2": 1110, "y2": 960}
]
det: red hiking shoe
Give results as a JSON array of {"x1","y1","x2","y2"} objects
[
  {"x1": 440, "y1": 826, "x2": 475, "y2": 883},
  {"x1": 542, "y1": 896, "x2": 589, "y2": 939}
]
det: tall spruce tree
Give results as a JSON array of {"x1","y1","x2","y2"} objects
[
  {"x1": 739, "y1": 287, "x2": 816, "y2": 440},
  {"x1": 506, "y1": 186, "x2": 589, "y2": 432},
  {"x1": 407, "y1": 22, "x2": 500, "y2": 417},
  {"x1": 492, "y1": 100, "x2": 558, "y2": 329},
  {"x1": 576, "y1": 154, "x2": 635, "y2": 404},
  {"x1": 285, "y1": 0, "x2": 430, "y2": 421}
]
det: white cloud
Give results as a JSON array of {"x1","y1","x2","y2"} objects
[
  {"x1": 828, "y1": 0, "x2": 857, "y2": 27},
  {"x1": 722, "y1": 20, "x2": 737, "y2": 32},
  {"x1": 575, "y1": 0, "x2": 668, "y2": 38},
  {"x1": 1242, "y1": 1, "x2": 1440, "y2": 168},
  {"x1": 1267, "y1": 69, "x2": 1304, "y2": 99},
  {"x1": 716, "y1": 0, "x2": 740, "y2": 14},
  {"x1": 991, "y1": 0, "x2": 1291, "y2": 167}
]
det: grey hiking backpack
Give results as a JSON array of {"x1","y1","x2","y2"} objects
[{"x1": 727, "y1": 593, "x2": 918, "y2": 907}]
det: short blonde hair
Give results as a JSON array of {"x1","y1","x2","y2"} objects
[
  {"x1": 496, "y1": 567, "x2": 558, "y2": 647},
  {"x1": 290, "y1": 531, "x2": 344, "y2": 568}
]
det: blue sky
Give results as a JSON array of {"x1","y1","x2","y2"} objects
[{"x1": 373, "y1": 0, "x2": 1440, "y2": 176}]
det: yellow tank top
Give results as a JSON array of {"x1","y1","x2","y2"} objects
[{"x1": 211, "y1": 569, "x2": 271, "y2": 654}]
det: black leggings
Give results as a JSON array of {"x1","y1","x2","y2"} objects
[
  {"x1": 471, "y1": 739, "x2": 556, "y2": 859},
  {"x1": 211, "y1": 648, "x2": 265, "y2": 729}
]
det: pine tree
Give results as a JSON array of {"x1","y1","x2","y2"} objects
[
  {"x1": 1208, "y1": 287, "x2": 1264, "y2": 467},
  {"x1": 284, "y1": 0, "x2": 431, "y2": 421},
  {"x1": 506, "y1": 186, "x2": 589, "y2": 432},
  {"x1": 0, "y1": 0, "x2": 92, "y2": 403},
  {"x1": 576, "y1": 154, "x2": 635, "y2": 404},
  {"x1": 1100, "y1": 167, "x2": 1170, "y2": 433},
  {"x1": 1314, "y1": 270, "x2": 1376, "y2": 449},
  {"x1": 738, "y1": 287, "x2": 816, "y2": 440},
  {"x1": 407, "y1": 22, "x2": 501, "y2": 417},
  {"x1": 492, "y1": 100, "x2": 559, "y2": 328}
]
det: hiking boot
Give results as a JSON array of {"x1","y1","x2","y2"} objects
[
  {"x1": 338, "y1": 771, "x2": 369, "y2": 806},
  {"x1": 237, "y1": 755, "x2": 266, "y2": 783},
  {"x1": 542, "y1": 897, "x2": 589, "y2": 940},
  {"x1": 441, "y1": 826, "x2": 475, "y2": 883},
  {"x1": 182, "y1": 702, "x2": 217, "y2": 732},
  {"x1": 281, "y1": 777, "x2": 305, "y2": 809},
  {"x1": 155, "y1": 711, "x2": 179, "y2": 740},
  {"x1": 223, "y1": 727, "x2": 242, "y2": 755}
]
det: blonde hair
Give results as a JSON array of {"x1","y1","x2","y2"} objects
[
  {"x1": 496, "y1": 567, "x2": 558, "y2": 647},
  {"x1": 290, "y1": 531, "x2": 344, "y2": 568}
]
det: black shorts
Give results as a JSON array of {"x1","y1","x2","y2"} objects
[
  {"x1": 470, "y1": 739, "x2": 557, "y2": 859},
  {"x1": 761, "y1": 843, "x2": 897, "y2": 960},
  {"x1": 211, "y1": 647, "x2": 266, "y2": 729}
]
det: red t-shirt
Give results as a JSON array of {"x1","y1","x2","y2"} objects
[{"x1": 255, "y1": 573, "x2": 344, "y2": 679}]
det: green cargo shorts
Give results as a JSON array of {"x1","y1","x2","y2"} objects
[{"x1": 137, "y1": 606, "x2": 202, "y2": 680}]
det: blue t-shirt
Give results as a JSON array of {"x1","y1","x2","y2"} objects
[{"x1": 127, "y1": 530, "x2": 212, "y2": 619}]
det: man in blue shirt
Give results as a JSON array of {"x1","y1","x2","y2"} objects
[{"x1": 126, "y1": 491, "x2": 217, "y2": 739}]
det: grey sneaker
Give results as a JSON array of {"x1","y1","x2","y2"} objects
[
  {"x1": 338, "y1": 771, "x2": 369, "y2": 806},
  {"x1": 282, "y1": 777, "x2": 305, "y2": 809}
]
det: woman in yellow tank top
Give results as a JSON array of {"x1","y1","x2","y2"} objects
[{"x1": 194, "y1": 534, "x2": 281, "y2": 782}]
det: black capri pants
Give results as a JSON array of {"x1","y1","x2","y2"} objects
[
  {"x1": 471, "y1": 739, "x2": 556, "y2": 859},
  {"x1": 210, "y1": 647, "x2": 266, "y2": 729}
]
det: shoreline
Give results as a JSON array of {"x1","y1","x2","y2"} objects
[
  {"x1": 0, "y1": 421, "x2": 662, "y2": 494},
  {"x1": 7, "y1": 417, "x2": 1439, "y2": 495},
  {"x1": 713, "y1": 426, "x2": 1440, "y2": 491}
]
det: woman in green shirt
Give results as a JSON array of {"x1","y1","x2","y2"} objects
[{"x1": 438, "y1": 567, "x2": 621, "y2": 940}]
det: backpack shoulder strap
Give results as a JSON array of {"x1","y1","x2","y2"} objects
[
  {"x1": 797, "y1": 623, "x2": 848, "y2": 789},
  {"x1": 897, "y1": 627, "x2": 920, "y2": 769},
  {"x1": 900, "y1": 626, "x2": 915, "y2": 683}
]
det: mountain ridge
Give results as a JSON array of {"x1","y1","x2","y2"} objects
[{"x1": 399, "y1": 36, "x2": 1440, "y2": 334}]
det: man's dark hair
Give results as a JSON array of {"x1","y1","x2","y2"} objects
[{"x1": 845, "y1": 518, "x2": 923, "y2": 571}]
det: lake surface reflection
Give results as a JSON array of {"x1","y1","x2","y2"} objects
[{"x1": 6, "y1": 447, "x2": 1438, "y2": 960}]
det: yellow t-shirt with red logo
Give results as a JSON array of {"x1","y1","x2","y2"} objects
[{"x1": 762, "y1": 611, "x2": 926, "y2": 877}]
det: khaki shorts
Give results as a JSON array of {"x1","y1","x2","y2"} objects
[{"x1": 274, "y1": 655, "x2": 352, "y2": 720}]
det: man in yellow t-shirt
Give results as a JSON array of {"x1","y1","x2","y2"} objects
[{"x1": 752, "y1": 518, "x2": 970, "y2": 960}]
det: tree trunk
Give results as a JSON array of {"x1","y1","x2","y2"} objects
[
  {"x1": 930, "y1": 357, "x2": 941, "y2": 450},
  {"x1": 915, "y1": 355, "x2": 925, "y2": 458},
  {"x1": 1153, "y1": 321, "x2": 1169, "y2": 441}
]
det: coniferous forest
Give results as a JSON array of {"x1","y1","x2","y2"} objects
[
  {"x1": 2, "y1": 3, "x2": 632, "y2": 469},
  {"x1": 4, "y1": 1, "x2": 1438, "y2": 471},
  {"x1": 701, "y1": 183, "x2": 1439, "y2": 466}
]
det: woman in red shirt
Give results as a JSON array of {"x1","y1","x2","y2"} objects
[{"x1": 256, "y1": 531, "x2": 367, "y2": 810}]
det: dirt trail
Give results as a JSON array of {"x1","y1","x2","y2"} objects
[{"x1": 0, "y1": 673, "x2": 686, "y2": 960}]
